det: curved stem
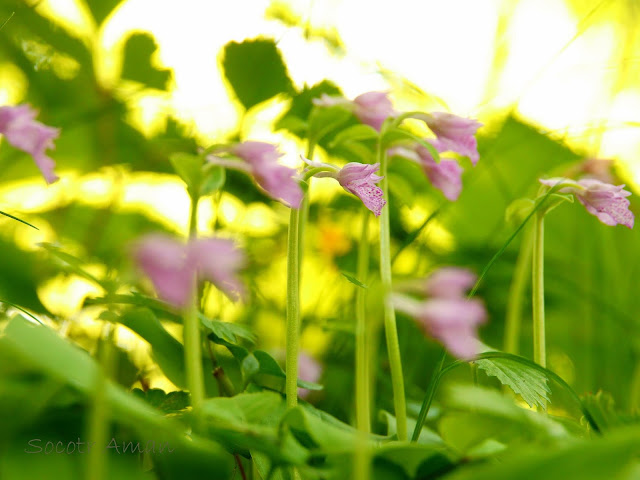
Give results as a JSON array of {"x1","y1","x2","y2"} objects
[
  {"x1": 411, "y1": 349, "x2": 446, "y2": 441},
  {"x1": 532, "y1": 213, "x2": 546, "y2": 368},
  {"x1": 504, "y1": 225, "x2": 534, "y2": 354},
  {"x1": 378, "y1": 138, "x2": 408, "y2": 440},
  {"x1": 286, "y1": 204, "x2": 302, "y2": 408}
]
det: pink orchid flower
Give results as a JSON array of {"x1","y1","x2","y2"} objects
[
  {"x1": 424, "y1": 267, "x2": 478, "y2": 299},
  {"x1": 133, "y1": 234, "x2": 246, "y2": 308},
  {"x1": 388, "y1": 145, "x2": 463, "y2": 201},
  {"x1": 207, "y1": 141, "x2": 303, "y2": 208},
  {"x1": 392, "y1": 294, "x2": 487, "y2": 360},
  {"x1": 302, "y1": 157, "x2": 386, "y2": 216},
  {"x1": 0, "y1": 104, "x2": 60, "y2": 184},
  {"x1": 313, "y1": 91, "x2": 396, "y2": 131},
  {"x1": 419, "y1": 112, "x2": 482, "y2": 165},
  {"x1": 540, "y1": 177, "x2": 634, "y2": 229}
]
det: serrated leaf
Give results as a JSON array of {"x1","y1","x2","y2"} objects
[
  {"x1": 132, "y1": 388, "x2": 190, "y2": 413},
  {"x1": 474, "y1": 356, "x2": 550, "y2": 409},
  {"x1": 221, "y1": 38, "x2": 294, "y2": 110},
  {"x1": 121, "y1": 33, "x2": 171, "y2": 90},
  {"x1": 341, "y1": 272, "x2": 368, "y2": 289}
]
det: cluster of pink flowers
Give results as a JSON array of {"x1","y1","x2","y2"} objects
[
  {"x1": 540, "y1": 177, "x2": 634, "y2": 229},
  {"x1": 133, "y1": 233, "x2": 246, "y2": 308},
  {"x1": 0, "y1": 104, "x2": 60, "y2": 184},
  {"x1": 392, "y1": 267, "x2": 487, "y2": 359}
]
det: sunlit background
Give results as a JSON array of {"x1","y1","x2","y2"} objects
[{"x1": 1, "y1": 0, "x2": 640, "y2": 397}]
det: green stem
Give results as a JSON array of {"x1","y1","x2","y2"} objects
[
  {"x1": 354, "y1": 210, "x2": 371, "y2": 480},
  {"x1": 504, "y1": 225, "x2": 534, "y2": 355},
  {"x1": 355, "y1": 210, "x2": 371, "y2": 433},
  {"x1": 378, "y1": 137, "x2": 408, "y2": 440},
  {"x1": 411, "y1": 349, "x2": 446, "y2": 442},
  {"x1": 286, "y1": 203, "x2": 302, "y2": 408},
  {"x1": 86, "y1": 323, "x2": 116, "y2": 480},
  {"x1": 532, "y1": 213, "x2": 546, "y2": 368},
  {"x1": 185, "y1": 192, "x2": 204, "y2": 422}
]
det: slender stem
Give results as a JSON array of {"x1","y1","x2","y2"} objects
[
  {"x1": 377, "y1": 137, "x2": 408, "y2": 440},
  {"x1": 206, "y1": 340, "x2": 236, "y2": 397},
  {"x1": 412, "y1": 349, "x2": 446, "y2": 441},
  {"x1": 354, "y1": 210, "x2": 371, "y2": 480},
  {"x1": 355, "y1": 210, "x2": 371, "y2": 433},
  {"x1": 504, "y1": 225, "x2": 534, "y2": 354},
  {"x1": 286, "y1": 204, "x2": 302, "y2": 408},
  {"x1": 532, "y1": 213, "x2": 546, "y2": 368},
  {"x1": 185, "y1": 192, "x2": 204, "y2": 422},
  {"x1": 86, "y1": 323, "x2": 116, "y2": 480}
]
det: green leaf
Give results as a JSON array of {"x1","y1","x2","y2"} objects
[
  {"x1": 121, "y1": 33, "x2": 171, "y2": 90},
  {"x1": 169, "y1": 152, "x2": 202, "y2": 192},
  {"x1": 200, "y1": 166, "x2": 226, "y2": 196},
  {"x1": 275, "y1": 79, "x2": 341, "y2": 137},
  {"x1": 474, "y1": 356, "x2": 551, "y2": 409},
  {"x1": 341, "y1": 272, "x2": 368, "y2": 289},
  {"x1": 84, "y1": 0, "x2": 124, "y2": 25},
  {"x1": 375, "y1": 442, "x2": 455, "y2": 479},
  {"x1": 221, "y1": 38, "x2": 294, "y2": 110},
  {"x1": 329, "y1": 124, "x2": 379, "y2": 148},
  {"x1": 308, "y1": 105, "x2": 352, "y2": 143},
  {"x1": 383, "y1": 128, "x2": 441, "y2": 162},
  {"x1": 132, "y1": 388, "x2": 190, "y2": 413},
  {"x1": 0, "y1": 209, "x2": 38, "y2": 229},
  {"x1": 201, "y1": 317, "x2": 256, "y2": 344},
  {"x1": 39, "y1": 243, "x2": 112, "y2": 290}
]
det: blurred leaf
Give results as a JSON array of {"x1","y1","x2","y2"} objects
[
  {"x1": 580, "y1": 391, "x2": 638, "y2": 433},
  {"x1": 221, "y1": 38, "x2": 294, "y2": 110},
  {"x1": 375, "y1": 442, "x2": 455, "y2": 479},
  {"x1": 169, "y1": 152, "x2": 202, "y2": 192},
  {"x1": 200, "y1": 166, "x2": 226, "y2": 196},
  {"x1": 0, "y1": 210, "x2": 38, "y2": 229},
  {"x1": 329, "y1": 124, "x2": 379, "y2": 148},
  {"x1": 308, "y1": 105, "x2": 352, "y2": 144},
  {"x1": 275, "y1": 79, "x2": 341, "y2": 136},
  {"x1": 341, "y1": 272, "x2": 368, "y2": 289},
  {"x1": 201, "y1": 392, "x2": 307, "y2": 463},
  {"x1": 121, "y1": 33, "x2": 171, "y2": 90},
  {"x1": 474, "y1": 356, "x2": 550, "y2": 409},
  {"x1": 132, "y1": 388, "x2": 190, "y2": 413},
  {"x1": 84, "y1": 0, "x2": 124, "y2": 26}
]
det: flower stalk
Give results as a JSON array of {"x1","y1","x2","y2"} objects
[
  {"x1": 377, "y1": 135, "x2": 408, "y2": 440},
  {"x1": 504, "y1": 226, "x2": 533, "y2": 355},
  {"x1": 532, "y1": 212, "x2": 546, "y2": 368}
]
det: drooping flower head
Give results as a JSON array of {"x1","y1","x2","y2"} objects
[
  {"x1": 337, "y1": 162, "x2": 386, "y2": 216},
  {"x1": 0, "y1": 104, "x2": 60, "y2": 184},
  {"x1": 424, "y1": 267, "x2": 478, "y2": 299},
  {"x1": 313, "y1": 91, "x2": 396, "y2": 131},
  {"x1": 540, "y1": 177, "x2": 634, "y2": 229},
  {"x1": 392, "y1": 294, "x2": 487, "y2": 360},
  {"x1": 133, "y1": 233, "x2": 246, "y2": 309},
  {"x1": 419, "y1": 112, "x2": 482, "y2": 166},
  {"x1": 207, "y1": 141, "x2": 303, "y2": 208},
  {"x1": 388, "y1": 145, "x2": 463, "y2": 201},
  {"x1": 392, "y1": 266, "x2": 486, "y2": 359},
  {"x1": 302, "y1": 156, "x2": 386, "y2": 216}
]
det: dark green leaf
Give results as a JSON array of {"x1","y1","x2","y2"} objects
[
  {"x1": 121, "y1": 33, "x2": 171, "y2": 90},
  {"x1": 221, "y1": 38, "x2": 294, "y2": 110},
  {"x1": 84, "y1": 0, "x2": 124, "y2": 25},
  {"x1": 341, "y1": 272, "x2": 368, "y2": 289},
  {"x1": 132, "y1": 388, "x2": 190, "y2": 413}
]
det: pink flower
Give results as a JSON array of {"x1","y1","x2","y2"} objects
[
  {"x1": 207, "y1": 141, "x2": 303, "y2": 208},
  {"x1": 420, "y1": 112, "x2": 482, "y2": 165},
  {"x1": 313, "y1": 91, "x2": 396, "y2": 131},
  {"x1": 388, "y1": 145, "x2": 463, "y2": 201},
  {"x1": 133, "y1": 234, "x2": 246, "y2": 308},
  {"x1": 337, "y1": 162, "x2": 386, "y2": 216},
  {"x1": 392, "y1": 294, "x2": 487, "y2": 359},
  {"x1": 424, "y1": 267, "x2": 477, "y2": 299},
  {"x1": 298, "y1": 352, "x2": 322, "y2": 399},
  {"x1": 540, "y1": 177, "x2": 634, "y2": 229},
  {"x1": 0, "y1": 104, "x2": 60, "y2": 184}
]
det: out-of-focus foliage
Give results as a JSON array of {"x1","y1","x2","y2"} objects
[{"x1": 1, "y1": 0, "x2": 640, "y2": 479}]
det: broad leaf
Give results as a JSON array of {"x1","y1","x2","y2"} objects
[{"x1": 121, "y1": 33, "x2": 171, "y2": 90}]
